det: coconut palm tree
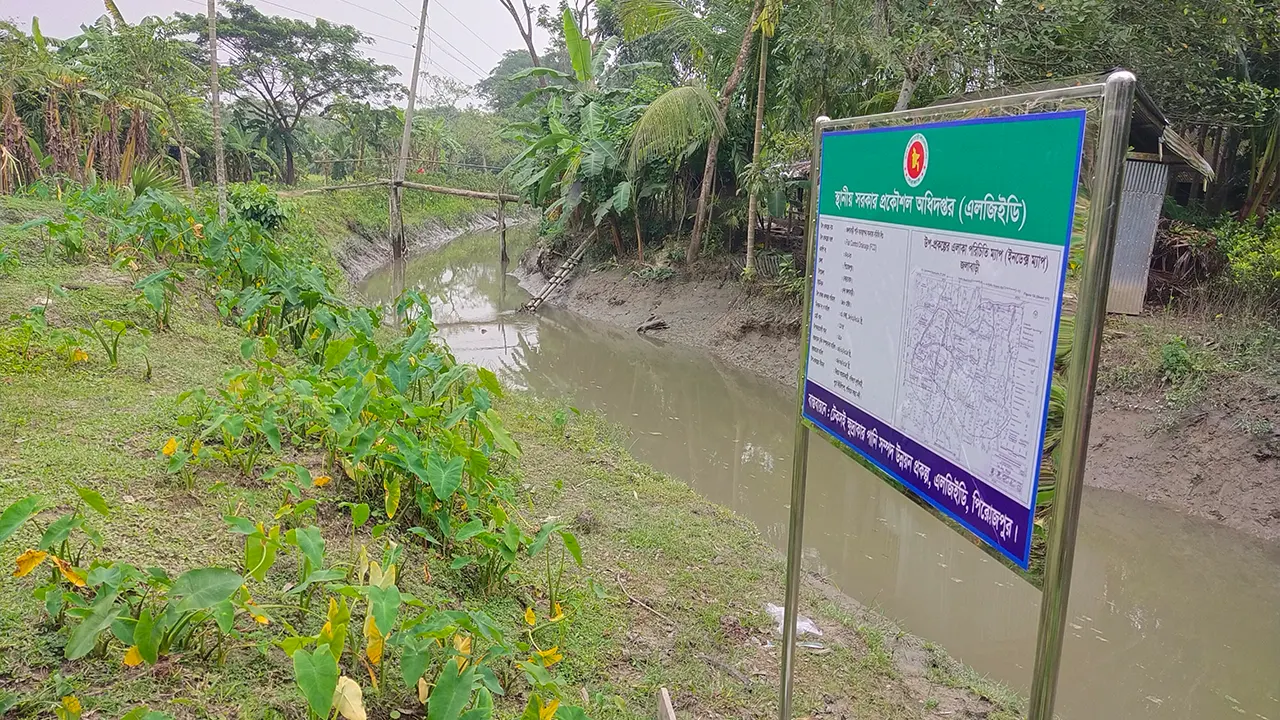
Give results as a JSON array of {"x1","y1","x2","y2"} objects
[{"x1": 621, "y1": 0, "x2": 764, "y2": 264}]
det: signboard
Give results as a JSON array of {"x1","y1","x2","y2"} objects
[{"x1": 801, "y1": 110, "x2": 1086, "y2": 568}]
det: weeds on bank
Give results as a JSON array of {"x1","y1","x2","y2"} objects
[{"x1": 0, "y1": 185, "x2": 596, "y2": 720}]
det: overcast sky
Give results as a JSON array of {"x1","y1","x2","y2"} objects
[{"x1": 4, "y1": 0, "x2": 552, "y2": 103}]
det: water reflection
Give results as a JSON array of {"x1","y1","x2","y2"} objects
[{"x1": 360, "y1": 231, "x2": 1280, "y2": 720}]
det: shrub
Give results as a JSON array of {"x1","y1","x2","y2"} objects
[
  {"x1": 1214, "y1": 215, "x2": 1280, "y2": 305},
  {"x1": 228, "y1": 183, "x2": 290, "y2": 230}
]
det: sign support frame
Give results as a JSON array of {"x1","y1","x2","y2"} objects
[{"x1": 777, "y1": 70, "x2": 1138, "y2": 720}]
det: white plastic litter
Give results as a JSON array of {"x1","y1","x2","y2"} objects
[{"x1": 765, "y1": 602, "x2": 823, "y2": 637}]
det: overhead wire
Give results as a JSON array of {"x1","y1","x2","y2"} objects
[
  {"x1": 177, "y1": 0, "x2": 477, "y2": 85},
  {"x1": 432, "y1": 3, "x2": 501, "y2": 55},
  {"x1": 330, "y1": 0, "x2": 417, "y2": 28}
]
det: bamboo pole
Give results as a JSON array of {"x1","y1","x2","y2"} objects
[
  {"x1": 279, "y1": 181, "x2": 391, "y2": 197},
  {"x1": 396, "y1": 180, "x2": 522, "y2": 202},
  {"x1": 390, "y1": 0, "x2": 432, "y2": 264},
  {"x1": 498, "y1": 196, "x2": 508, "y2": 264}
]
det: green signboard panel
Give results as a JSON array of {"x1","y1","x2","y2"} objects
[{"x1": 801, "y1": 110, "x2": 1086, "y2": 568}]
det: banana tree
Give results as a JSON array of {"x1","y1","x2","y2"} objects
[{"x1": 504, "y1": 9, "x2": 649, "y2": 256}]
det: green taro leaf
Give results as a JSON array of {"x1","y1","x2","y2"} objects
[
  {"x1": 39, "y1": 513, "x2": 82, "y2": 550},
  {"x1": 292, "y1": 644, "x2": 339, "y2": 717},
  {"x1": 400, "y1": 639, "x2": 431, "y2": 688},
  {"x1": 453, "y1": 518, "x2": 485, "y2": 542},
  {"x1": 171, "y1": 567, "x2": 244, "y2": 610},
  {"x1": 66, "y1": 590, "x2": 120, "y2": 659},
  {"x1": 427, "y1": 658, "x2": 475, "y2": 720},
  {"x1": 559, "y1": 530, "x2": 583, "y2": 566},
  {"x1": 0, "y1": 495, "x2": 41, "y2": 544},
  {"x1": 554, "y1": 707, "x2": 589, "y2": 720},
  {"x1": 262, "y1": 406, "x2": 282, "y2": 453},
  {"x1": 367, "y1": 584, "x2": 401, "y2": 636},
  {"x1": 528, "y1": 520, "x2": 560, "y2": 557},
  {"x1": 483, "y1": 409, "x2": 520, "y2": 457},
  {"x1": 427, "y1": 452, "x2": 465, "y2": 501},
  {"x1": 476, "y1": 366, "x2": 502, "y2": 398},
  {"x1": 351, "y1": 503, "x2": 370, "y2": 528},
  {"x1": 290, "y1": 526, "x2": 326, "y2": 570},
  {"x1": 223, "y1": 515, "x2": 257, "y2": 534},
  {"x1": 134, "y1": 607, "x2": 160, "y2": 664},
  {"x1": 72, "y1": 484, "x2": 111, "y2": 516}
]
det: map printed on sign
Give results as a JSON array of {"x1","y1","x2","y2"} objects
[{"x1": 802, "y1": 111, "x2": 1086, "y2": 568}]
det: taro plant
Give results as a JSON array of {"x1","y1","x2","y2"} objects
[
  {"x1": 79, "y1": 319, "x2": 136, "y2": 368},
  {"x1": 135, "y1": 268, "x2": 183, "y2": 330},
  {"x1": 0, "y1": 244, "x2": 19, "y2": 275},
  {"x1": 19, "y1": 210, "x2": 88, "y2": 262}
]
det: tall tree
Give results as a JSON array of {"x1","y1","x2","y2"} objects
[
  {"x1": 498, "y1": 0, "x2": 547, "y2": 87},
  {"x1": 744, "y1": 0, "x2": 780, "y2": 275},
  {"x1": 622, "y1": 0, "x2": 764, "y2": 263},
  {"x1": 182, "y1": 0, "x2": 396, "y2": 184}
]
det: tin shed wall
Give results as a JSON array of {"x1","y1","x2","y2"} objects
[{"x1": 1107, "y1": 159, "x2": 1168, "y2": 314}]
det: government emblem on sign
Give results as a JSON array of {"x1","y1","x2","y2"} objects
[{"x1": 903, "y1": 133, "x2": 928, "y2": 187}]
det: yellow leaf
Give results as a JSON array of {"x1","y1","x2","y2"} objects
[
  {"x1": 123, "y1": 645, "x2": 143, "y2": 667},
  {"x1": 51, "y1": 556, "x2": 85, "y2": 587},
  {"x1": 453, "y1": 633, "x2": 472, "y2": 671},
  {"x1": 423, "y1": 563, "x2": 431, "y2": 584},
  {"x1": 417, "y1": 676, "x2": 429, "y2": 704},
  {"x1": 161, "y1": 436, "x2": 178, "y2": 456},
  {"x1": 364, "y1": 615, "x2": 384, "y2": 665},
  {"x1": 539, "y1": 697, "x2": 560, "y2": 720},
  {"x1": 361, "y1": 656, "x2": 379, "y2": 689},
  {"x1": 525, "y1": 607, "x2": 537, "y2": 626},
  {"x1": 71, "y1": 348, "x2": 89, "y2": 364},
  {"x1": 534, "y1": 646, "x2": 563, "y2": 667},
  {"x1": 61, "y1": 696, "x2": 82, "y2": 717},
  {"x1": 332, "y1": 676, "x2": 367, "y2": 720},
  {"x1": 313, "y1": 475, "x2": 332, "y2": 487},
  {"x1": 191, "y1": 439, "x2": 203, "y2": 456},
  {"x1": 550, "y1": 602, "x2": 565, "y2": 622},
  {"x1": 13, "y1": 549, "x2": 48, "y2": 578}
]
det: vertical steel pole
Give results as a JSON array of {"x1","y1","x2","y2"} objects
[
  {"x1": 777, "y1": 115, "x2": 828, "y2": 720},
  {"x1": 1027, "y1": 70, "x2": 1136, "y2": 720}
]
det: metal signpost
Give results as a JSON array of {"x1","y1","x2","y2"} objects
[{"x1": 778, "y1": 71, "x2": 1137, "y2": 720}]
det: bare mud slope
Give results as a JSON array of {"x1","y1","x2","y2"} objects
[{"x1": 528, "y1": 259, "x2": 1280, "y2": 542}]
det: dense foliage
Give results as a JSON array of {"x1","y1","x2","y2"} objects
[{"x1": 489, "y1": 0, "x2": 1280, "y2": 280}]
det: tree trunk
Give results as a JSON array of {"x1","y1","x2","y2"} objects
[
  {"x1": 634, "y1": 203, "x2": 644, "y2": 263},
  {"x1": 165, "y1": 105, "x2": 194, "y2": 194},
  {"x1": 209, "y1": 0, "x2": 228, "y2": 222},
  {"x1": 893, "y1": 74, "x2": 917, "y2": 111},
  {"x1": 2, "y1": 91, "x2": 42, "y2": 187},
  {"x1": 126, "y1": 107, "x2": 149, "y2": 163},
  {"x1": 284, "y1": 139, "x2": 296, "y2": 185},
  {"x1": 688, "y1": 0, "x2": 764, "y2": 264},
  {"x1": 609, "y1": 212, "x2": 625, "y2": 257},
  {"x1": 745, "y1": 33, "x2": 769, "y2": 276}
]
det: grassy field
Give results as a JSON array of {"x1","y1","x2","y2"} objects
[{"x1": 0, "y1": 194, "x2": 1021, "y2": 720}]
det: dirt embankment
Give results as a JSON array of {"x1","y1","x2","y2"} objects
[
  {"x1": 334, "y1": 211, "x2": 500, "y2": 282},
  {"x1": 526, "y1": 254, "x2": 1280, "y2": 542}
]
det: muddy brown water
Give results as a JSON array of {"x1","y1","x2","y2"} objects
[{"x1": 360, "y1": 229, "x2": 1280, "y2": 720}]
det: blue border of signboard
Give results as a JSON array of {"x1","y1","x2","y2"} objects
[{"x1": 801, "y1": 109, "x2": 1087, "y2": 569}]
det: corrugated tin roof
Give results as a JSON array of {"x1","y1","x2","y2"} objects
[{"x1": 786, "y1": 72, "x2": 1214, "y2": 181}]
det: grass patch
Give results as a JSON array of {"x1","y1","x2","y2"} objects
[
  {"x1": 0, "y1": 192, "x2": 1022, "y2": 720},
  {"x1": 1098, "y1": 304, "x2": 1280, "y2": 429}
]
